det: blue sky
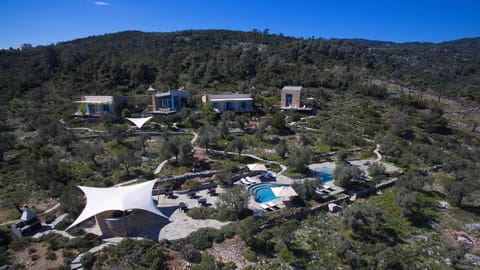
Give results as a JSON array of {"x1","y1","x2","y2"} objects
[{"x1": 1, "y1": 0, "x2": 480, "y2": 49}]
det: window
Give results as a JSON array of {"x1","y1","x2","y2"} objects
[
  {"x1": 285, "y1": 94, "x2": 293, "y2": 107},
  {"x1": 240, "y1": 102, "x2": 248, "y2": 110},
  {"x1": 226, "y1": 102, "x2": 235, "y2": 110}
]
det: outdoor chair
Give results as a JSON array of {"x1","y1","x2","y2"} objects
[
  {"x1": 208, "y1": 187, "x2": 217, "y2": 196},
  {"x1": 266, "y1": 202, "x2": 280, "y2": 209},
  {"x1": 198, "y1": 198, "x2": 207, "y2": 206},
  {"x1": 179, "y1": 202, "x2": 188, "y2": 212},
  {"x1": 240, "y1": 178, "x2": 253, "y2": 185}
]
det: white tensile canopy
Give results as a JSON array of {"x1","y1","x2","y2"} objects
[
  {"x1": 271, "y1": 186, "x2": 298, "y2": 198},
  {"x1": 67, "y1": 180, "x2": 168, "y2": 230},
  {"x1": 247, "y1": 163, "x2": 268, "y2": 172},
  {"x1": 125, "y1": 117, "x2": 153, "y2": 129},
  {"x1": 20, "y1": 207, "x2": 38, "y2": 221}
]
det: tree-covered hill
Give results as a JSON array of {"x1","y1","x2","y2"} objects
[{"x1": 1, "y1": 30, "x2": 479, "y2": 109}]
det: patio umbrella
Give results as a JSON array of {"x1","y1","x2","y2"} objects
[{"x1": 271, "y1": 186, "x2": 298, "y2": 199}]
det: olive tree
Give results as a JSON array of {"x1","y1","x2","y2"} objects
[{"x1": 217, "y1": 186, "x2": 251, "y2": 220}]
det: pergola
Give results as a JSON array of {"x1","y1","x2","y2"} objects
[{"x1": 67, "y1": 180, "x2": 168, "y2": 230}]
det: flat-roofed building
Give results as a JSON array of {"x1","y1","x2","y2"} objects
[
  {"x1": 151, "y1": 88, "x2": 189, "y2": 114},
  {"x1": 74, "y1": 95, "x2": 128, "y2": 117},
  {"x1": 201, "y1": 93, "x2": 254, "y2": 113},
  {"x1": 281, "y1": 86, "x2": 303, "y2": 109}
]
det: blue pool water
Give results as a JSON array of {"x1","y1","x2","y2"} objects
[
  {"x1": 248, "y1": 183, "x2": 290, "y2": 203},
  {"x1": 314, "y1": 167, "x2": 334, "y2": 183}
]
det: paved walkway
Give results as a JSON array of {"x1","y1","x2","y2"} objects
[
  {"x1": 154, "y1": 127, "x2": 199, "y2": 175},
  {"x1": 158, "y1": 210, "x2": 228, "y2": 240},
  {"x1": 374, "y1": 144, "x2": 382, "y2": 161}
]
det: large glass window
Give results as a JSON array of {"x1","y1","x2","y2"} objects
[
  {"x1": 226, "y1": 102, "x2": 235, "y2": 110},
  {"x1": 286, "y1": 94, "x2": 293, "y2": 107}
]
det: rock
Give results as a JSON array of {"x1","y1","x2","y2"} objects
[
  {"x1": 464, "y1": 223, "x2": 480, "y2": 232},
  {"x1": 414, "y1": 235, "x2": 429, "y2": 242},
  {"x1": 427, "y1": 220, "x2": 439, "y2": 229},
  {"x1": 457, "y1": 235, "x2": 475, "y2": 249},
  {"x1": 328, "y1": 203, "x2": 342, "y2": 213},
  {"x1": 437, "y1": 201, "x2": 451, "y2": 209},
  {"x1": 465, "y1": 253, "x2": 480, "y2": 266}
]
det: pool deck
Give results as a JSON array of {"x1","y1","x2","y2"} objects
[{"x1": 308, "y1": 162, "x2": 336, "y2": 170}]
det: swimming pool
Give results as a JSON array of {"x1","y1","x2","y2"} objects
[
  {"x1": 248, "y1": 183, "x2": 290, "y2": 203},
  {"x1": 313, "y1": 167, "x2": 334, "y2": 183}
]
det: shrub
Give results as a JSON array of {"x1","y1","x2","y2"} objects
[
  {"x1": 182, "y1": 179, "x2": 202, "y2": 190},
  {"x1": 216, "y1": 207, "x2": 238, "y2": 222},
  {"x1": 80, "y1": 252, "x2": 96, "y2": 269},
  {"x1": 66, "y1": 233, "x2": 102, "y2": 252},
  {"x1": 368, "y1": 162, "x2": 386, "y2": 180},
  {"x1": 180, "y1": 245, "x2": 202, "y2": 263},
  {"x1": 279, "y1": 249, "x2": 295, "y2": 264},
  {"x1": 243, "y1": 248, "x2": 257, "y2": 262},
  {"x1": 68, "y1": 227, "x2": 86, "y2": 237},
  {"x1": 46, "y1": 250, "x2": 57, "y2": 261},
  {"x1": 44, "y1": 213, "x2": 56, "y2": 224},
  {"x1": 62, "y1": 249, "x2": 76, "y2": 263},
  {"x1": 220, "y1": 224, "x2": 237, "y2": 239},
  {"x1": 186, "y1": 228, "x2": 224, "y2": 250},
  {"x1": 187, "y1": 207, "x2": 217, "y2": 220},
  {"x1": 9, "y1": 238, "x2": 30, "y2": 251}
]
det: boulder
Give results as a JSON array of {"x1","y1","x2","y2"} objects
[
  {"x1": 465, "y1": 253, "x2": 480, "y2": 266},
  {"x1": 464, "y1": 223, "x2": 480, "y2": 232},
  {"x1": 437, "y1": 201, "x2": 451, "y2": 209}
]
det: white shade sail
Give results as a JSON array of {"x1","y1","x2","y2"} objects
[
  {"x1": 125, "y1": 117, "x2": 153, "y2": 129},
  {"x1": 271, "y1": 186, "x2": 298, "y2": 198},
  {"x1": 67, "y1": 180, "x2": 168, "y2": 230}
]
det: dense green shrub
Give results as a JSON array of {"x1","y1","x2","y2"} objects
[
  {"x1": 180, "y1": 244, "x2": 202, "y2": 263},
  {"x1": 46, "y1": 250, "x2": 57, "y2": 260},
  {"x1": 243, "y1": 248, "x2": 257, "y2": 262},
  {"x1": 80, "y1": 252, "x2": 96, "y2": 269},
  {"x1": 65, "y1": 233, "x2": 102, "y2": 252},
  {"x1": 187, "y1": 207, "x2": 217, "y2": 220},
  {"x1": 185, "y1": 228, "x2": 224, "y2": 250},
  {"x1": 8, "y1": 237, "x2": 30, "y2": 251},
  {"x1": 220, "y1": 224, "x2": 237, "y2": 239}
]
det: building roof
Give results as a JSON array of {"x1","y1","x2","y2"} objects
[
  {"x1": 282, "y1": 86, "x2": 303, "y2": 91},
  {"x1": 154, "y1": 89, "x2": 189, "y2": 98},
  {"x1": 67, "y1": 180, "x2": 168, "y2": 230},
  {"x1": 20, "y1": 207, "x2": 37, "y2": 221},
  {"x1": 205, "y1": 93, "x2": 253, "y2": 102},
  {"x1": 74, "y1": 96, "x2": 114, "y2": 104}
]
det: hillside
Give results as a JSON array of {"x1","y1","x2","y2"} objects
[
  {"x1": 1, "y1": 30, "x2": 480, "y2": 269},
  {"x1": 1, "y1": 30, "x2": 479, "y2": 108}
]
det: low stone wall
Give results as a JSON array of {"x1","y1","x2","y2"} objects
[
  {"x1": 308, "y1": 177, "x2": 398, "y2": 214},
  {"x1": 152, "y1": 170, "x2": 221, "y2": 195}
]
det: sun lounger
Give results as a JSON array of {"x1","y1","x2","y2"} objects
[
  {"x1": 266, "y1": 202, "x2": 280, "y2": 209},
  {"x1": 245, "y1": 176, "x2": 256, "y2": 183},
  {"x1": 241, "y1": 178, "x2": 253, "y2": 185},
  {"x1": 316, "y1": 188, "x2": 330, "y2": 195},
  {"x1": 259, "y1": 203, "x2": 272, "y2": 210}
]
